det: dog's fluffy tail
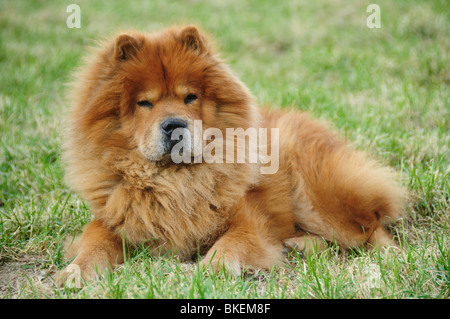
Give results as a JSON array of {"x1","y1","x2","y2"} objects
[{"x1": 328, "y1": 150, "x2": 407, "y2": 225}]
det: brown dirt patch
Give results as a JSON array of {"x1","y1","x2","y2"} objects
[{"x1": 0, "y1": 255, "x2": 56, "y2": 298}]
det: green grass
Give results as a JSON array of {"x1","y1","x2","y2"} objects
[{"x1": 0, "y1": 0, "x2": 448, "y2": 299}]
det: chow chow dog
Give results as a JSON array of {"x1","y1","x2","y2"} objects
[{"x1": 56, "y1": 25, "x2": 407, "y2": 286}]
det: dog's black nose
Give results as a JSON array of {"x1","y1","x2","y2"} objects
[{"x1": 160, "y1": 118, "x2": 188, "y2": 137}]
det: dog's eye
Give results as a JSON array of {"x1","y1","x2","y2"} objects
[
  {"x1": 184, "y1": 94, "x2": 197, "y2": 105},
  {"x1": 137, "y1": 100, "x2": 153, "y2": 108}
]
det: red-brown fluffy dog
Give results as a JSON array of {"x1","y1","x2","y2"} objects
[{"x1": 56, "y1": 26, "x2": 407, "y2": 286}]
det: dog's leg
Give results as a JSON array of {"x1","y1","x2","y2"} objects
[{"x1": 55, "y1": 219, "x2": 124, "y2": 287}]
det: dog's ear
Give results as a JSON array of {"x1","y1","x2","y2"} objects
[
  {"x1": 113, "y1": 33, "x2": 142, "y2": 61},
  {"x1": 178, "y1": 26, "x2": 207, "y2": 54}
]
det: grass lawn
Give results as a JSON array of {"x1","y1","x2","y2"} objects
[{"x1": 0, "y1": 0, "x2": 448, "y2": 299}]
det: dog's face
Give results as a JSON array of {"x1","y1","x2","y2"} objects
[
  {"x1": 133, "y1": 81, "x2": 203, "y2": 163},
  {"x1": 77, "y1": 26, "x2": 258, "y2": 166},
  {"x1": 113, "y1": 27, "x2": 215, "y2": 163}
]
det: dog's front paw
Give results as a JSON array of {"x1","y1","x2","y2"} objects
[
  {"x1": 200, "y1": 250, "x2": 242, "y2": 277},
  {"x1": 55, "y1": 262, "x2": 105, "y2": 288},
  {"x1": 55, "y1": 264, "x2": 84, "y2": 288}
]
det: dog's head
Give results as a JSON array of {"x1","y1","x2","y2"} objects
[{"x1": 73, "y1": 26, "x2": 259, "y2": 166}]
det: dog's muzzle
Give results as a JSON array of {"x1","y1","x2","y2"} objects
[{"x1": 160, "y1": 117, "x2": 189, "y2": 151}]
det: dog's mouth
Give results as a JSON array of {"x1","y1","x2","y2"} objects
[
  {"x1": 152, "y1": 154, "x2": 199, "y2": 168},
  {"x1": 152, "y1": 155, "x2": 176, "y2": 167},
  {"x1": 147, "y1": 136, "x2": 198, "y2": 167}
]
